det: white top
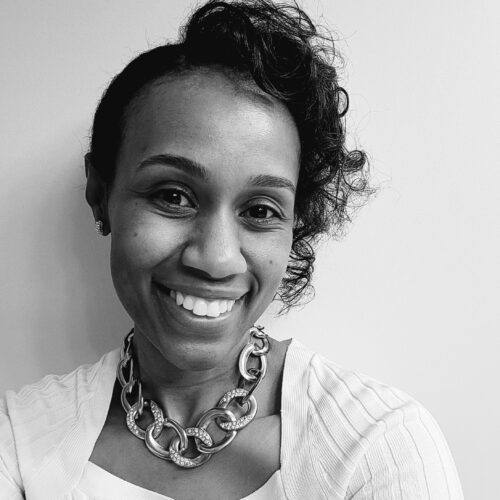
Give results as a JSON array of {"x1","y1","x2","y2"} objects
[
  {"x1": 0, "y1": 339, "x2": 463, "y2": 499},
  {"x1": 76, "y1": 462, "x2": 283, "y2": 500}
]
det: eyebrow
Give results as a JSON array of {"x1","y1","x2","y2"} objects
[
  {"x1": 137, "y1": 153, "x2": 296, "y2": 194},
  {"x1": 248, "y1": 174, "x2": 296, "y2": 194},
  {"x1": 137, "y1": 154, "x2": 209, "y2": 180}
]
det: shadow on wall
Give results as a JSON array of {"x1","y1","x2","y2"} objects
[{"x1": 22, "y1": 132, "x2": 129, "y2": 383}]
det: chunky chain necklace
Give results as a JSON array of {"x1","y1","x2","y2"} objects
[{"x1": 117, "y1": 326, "x2": 270, "y2": 469}]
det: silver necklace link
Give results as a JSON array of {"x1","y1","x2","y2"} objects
[{"x1": 116, "y1": 326, "x2": 269, "y2": 469}]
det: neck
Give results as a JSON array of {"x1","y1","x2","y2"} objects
[{"x1": 132, "y1": 330, "x2": 248, "y2": 427}]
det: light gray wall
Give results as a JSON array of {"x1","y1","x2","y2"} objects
[{"x1": 1, "y1": 1, "x2": 498, "y2": 497}]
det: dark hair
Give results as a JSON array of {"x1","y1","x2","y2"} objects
[{"x1": 89, "y1": 0, "x2": 370, "y2": 311}]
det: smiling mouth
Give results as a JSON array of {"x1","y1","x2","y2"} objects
[{"x1": 164, "y1": 288, "x2": 238, "y2": 319}]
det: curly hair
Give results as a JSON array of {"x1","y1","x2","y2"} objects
[{"x1": 88, "y1": 0, "x2": 369, "y2": 311}]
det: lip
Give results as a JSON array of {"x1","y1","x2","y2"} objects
[
  {"x1": 155, "y1": 282, "x2": 248, "y2": 301},
  {"x1": 153, "y1": 282, "x2": 246, "y2": 325}
]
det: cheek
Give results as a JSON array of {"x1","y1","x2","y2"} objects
[
  {"x1": 109, "y1": 207, "x2": 181, "y2": 288},
  {"x1": 248, "y1": 230, "x2": 293, "y2": 292}
]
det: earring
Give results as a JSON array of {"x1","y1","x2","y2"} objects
[{"x1": 95, "y1": 220, "x2": 104, "y2": 235}]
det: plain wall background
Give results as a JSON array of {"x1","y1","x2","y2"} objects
[{"x1": 1, "y1": 0, "x2": 498, "y2": 497}]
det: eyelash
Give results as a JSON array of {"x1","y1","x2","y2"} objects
[
  {"x1": 151, "y1": 188, "x2": 283, "y2": 224},
  {"x1": 241, "y1": 203, "x2": 282, "y2": 225},
  {"x1": 152, "y1": 187, "x2": 195, "y2": 210}
]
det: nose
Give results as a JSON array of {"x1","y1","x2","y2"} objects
[{"x1": 181, "y1": 213, "x2": 247, "y2": 279}]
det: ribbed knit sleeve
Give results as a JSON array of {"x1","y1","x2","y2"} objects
[
  {"x1": 0, "y1": 399, "x2": 24, "y2": 500},
  {"x1": 1, "y1": 349, "x2": 119, "y2": 500},
  {"x1": 307, "y1": 354, "x2": 463, "y2": 500}
]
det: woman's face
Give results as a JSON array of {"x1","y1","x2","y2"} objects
[{"x1": 106, "y1": 70, "x2": 300, "y2": 369}]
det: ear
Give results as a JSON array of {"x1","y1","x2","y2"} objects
[{"x1": 85, "y1": 153, "x2": 111, "y2": 235}]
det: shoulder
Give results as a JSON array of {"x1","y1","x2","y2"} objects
[
  {"x1": 0, "y1": 399, "x2": 23, "y2": 498},
  {"x1": 306, "y1": 348, "x2": 422, "y2": 434},
  {"x1": 5, "y1": 349, "x2": 115, "y2": 426},
  {"x1": 284, "y1": 341, "x2": 463, "y2": 499},
  {"x1": 0, "y1": 349, "x2": 118, "y2": 495}
]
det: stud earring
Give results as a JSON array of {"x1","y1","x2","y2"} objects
[{"x1": 95, "y1": 220, "x2": 104, "y2": 235}]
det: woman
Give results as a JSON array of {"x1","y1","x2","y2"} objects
[{"x1": 0, "y1": 1, "x2": 463, "y2": 499}]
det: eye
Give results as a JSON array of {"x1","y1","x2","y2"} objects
[
  {"x1": 246, "y1": 205, "x2": 276, "y2": 219},
  {"x1": 154, "y1": 188, "x2": 194, "y2": 208},
  {"x1": 241, "y1": 202, "x2": 282, "y2": 225}
]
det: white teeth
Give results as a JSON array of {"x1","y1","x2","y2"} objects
[
  {"x1": 192, "y1": 299, "x2": 208, "y2": 316},
  {"x1": 218, "y1": 300, "x2": 228, "y2": 314},
  {"x1": 206, "y1": 301, "x2": 221, "y2": 317},
  {"x1": 183, "y1": 296, "x2": 194, "y2": 311},
  {"x1": 168, "y1": 289, "x2": 239, "y2": 318}
]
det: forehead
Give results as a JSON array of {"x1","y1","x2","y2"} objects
[{"x1": 116, "y1": 70, "x2": 300, "y2": 182}]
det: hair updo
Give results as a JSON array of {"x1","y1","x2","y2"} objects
[{"x1": 88, "y1": 0, "x2": 369, "y2": 311}]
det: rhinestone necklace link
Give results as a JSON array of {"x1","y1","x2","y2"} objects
[{"x1": 117, "y1": 326, "x2": 269, "y2": 469}]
